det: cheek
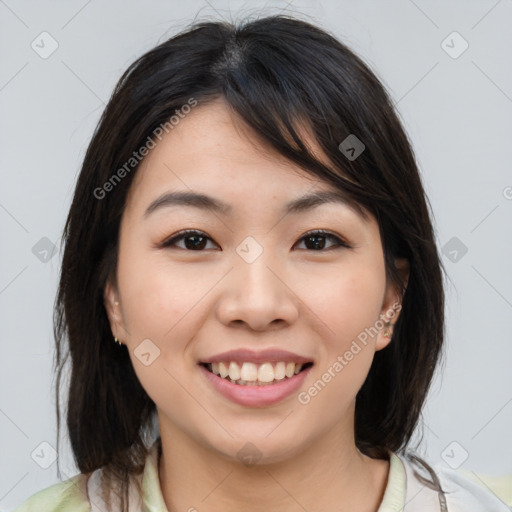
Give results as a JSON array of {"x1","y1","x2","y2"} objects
[
  {"x1": 306, "y1": 260, "x2": 386, "y2": 349},
  {"x1": 299, "y1": 270, "x2": 383, "y2": 420},
  {"x1": 299, "y1": 261, "x2": 385, "y2": 404},
  {"x1": 308, "y1": 261, "x2": 386, "y2": 406},
  {"x1": 117, "y1": 245, "x2": 203, "y2": 341},
  {"x1": 118, "y1": 253, "x2": 200, "y2": 416}
]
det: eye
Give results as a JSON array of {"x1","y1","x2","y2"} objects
[
  {"x1": 294, "y1": 229, "x2": 350, "y2": 251},
  {"x1": 161, "y1": 230, "x2": 218, "y2": 251},
  {"x1": 161, "y1": 229, "x2": 350, "y2": 252}
]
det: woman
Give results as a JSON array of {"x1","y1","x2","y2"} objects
[{"x1": 14, "y1": 14, "x2": 510, "y2": 512}]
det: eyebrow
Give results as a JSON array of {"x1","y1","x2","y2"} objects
[{"x1": 143, "y1": 189, "x2": 362, "y2": 219}]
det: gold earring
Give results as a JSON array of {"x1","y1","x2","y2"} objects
[
  {"x1": 383, "y1": 321, "x2": 393, "y2": 338},
  {"x1": 113, "y1": 302, "x2": 121, "y2": 344}
]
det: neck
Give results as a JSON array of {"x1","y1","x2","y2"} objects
[{"x1": 157, "y1": 414, "x2": 390, "y2": 512}]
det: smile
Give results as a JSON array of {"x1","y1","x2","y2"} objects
[
  {"x1": 198, "y1": 351, "x2": 314, "y2": 406},
  {"x1": 201, "y1": 361, "x2": 313, "y2": 386}
]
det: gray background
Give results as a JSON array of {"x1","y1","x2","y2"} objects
[{"x1": 1, "y1": 0, "x2": 511, "y2": 509}]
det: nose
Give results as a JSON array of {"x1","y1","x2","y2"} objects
[{"x1": 215, "y1": 250, "x2": 299, "y2": 332}]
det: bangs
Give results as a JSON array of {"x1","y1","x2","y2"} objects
[{"x1": 177, "y1": 20, "x2": 381, "y2": 224}]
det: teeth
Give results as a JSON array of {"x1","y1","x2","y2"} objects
[
  {"x1": 258, "y1": 363, "x2": 275, "y2": 383},
  {"x1": 274, "y1": 362, "x2": 286, "y2": 380},
  {"x1": 218, "y1": 361, "x2": 229, "y2": 378},
  {"x1": 240, "y1": 362, "x2": 258, "y2": 381},
  {"x1": 285, "y1": 362, "x2": 295, "y2": 378},
  {"x1": 228, "y1": 361, "x2": 241, "y2": 381},
  {"x1": 207, "y1": 361, "x2": 308, "y2": 384}
]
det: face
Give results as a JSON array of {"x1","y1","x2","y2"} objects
[{"x1": 104, "y1": 98, "x2": 409, "y2": 464}]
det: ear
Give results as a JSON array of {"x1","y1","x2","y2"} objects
[
  {"x1": 104, "y1": 278, "x2": 128, "y2": 343},
  {"x1": 376, "y1": 258, "x2": 409, "y2": 351}
]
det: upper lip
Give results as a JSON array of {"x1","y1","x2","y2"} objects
[{"x1": 200, "y1": 349, "x2": 313, "y2": 365}]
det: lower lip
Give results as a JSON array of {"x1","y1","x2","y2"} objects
[{"x1": 198, "y1": 364, "x2": 312, "y2": 407}]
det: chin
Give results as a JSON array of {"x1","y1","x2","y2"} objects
[{"x1": 203, "y1": 428, "x2": 310, "y2": 467}]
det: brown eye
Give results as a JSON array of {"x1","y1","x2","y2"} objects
[
  {"x1": 294, "y1": 230, "x2": 350, "y2": 251},
  {"x1": 161, "y1": 229, "x2": 350, "y2": 252},
  {"x1": 161, "y1": 230, "x2": 218, "y2": 251}
]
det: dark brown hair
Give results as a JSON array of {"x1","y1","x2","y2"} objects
[{"x1": 53, "y1": 13, "x2": 446, "y2": 511}]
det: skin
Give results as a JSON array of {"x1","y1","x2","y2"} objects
[{"x1": 104, "y1": 97, "x2": 409, "y2": 512}]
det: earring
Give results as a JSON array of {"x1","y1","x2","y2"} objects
[
  {"x1": 383, "y1": 321, "x2": 393, "y2": 338},
  {"x1": 113, "y1": 302, "x2": 121, "y2": 344}
]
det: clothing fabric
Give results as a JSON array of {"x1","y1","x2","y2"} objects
[{"x1": 13, "y1": 438, "x2": 511, "y2": 511}]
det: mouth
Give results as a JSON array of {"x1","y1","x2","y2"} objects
[{"x1": 199, "y1": 361, "x2": 314, "y2": 386}]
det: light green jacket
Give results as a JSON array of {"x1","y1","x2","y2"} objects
[{"x1": 13, "y1": 439, "x2": 512, "y2": 511}]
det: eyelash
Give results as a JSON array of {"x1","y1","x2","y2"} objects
[{"x1": 160, "y1": 229, "x2": 351, "y2": 252}]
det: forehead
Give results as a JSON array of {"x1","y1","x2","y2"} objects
[
  {"x1": 124, "y1": 99, "x2": 368, "y2": 222},
  {"x1": 130, "y1": 99, "x2": 313, "y2": 188}
]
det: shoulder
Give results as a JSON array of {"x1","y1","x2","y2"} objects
[
  {"x1": 399, "y1": 452, "x2": 511, "y2": 511},
  {"x1": 12, "y1": 473, "x2": 91, "y2": 512},
  {"x1": 436, "y1": 464, "x2": 512, "y2": 511}
]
